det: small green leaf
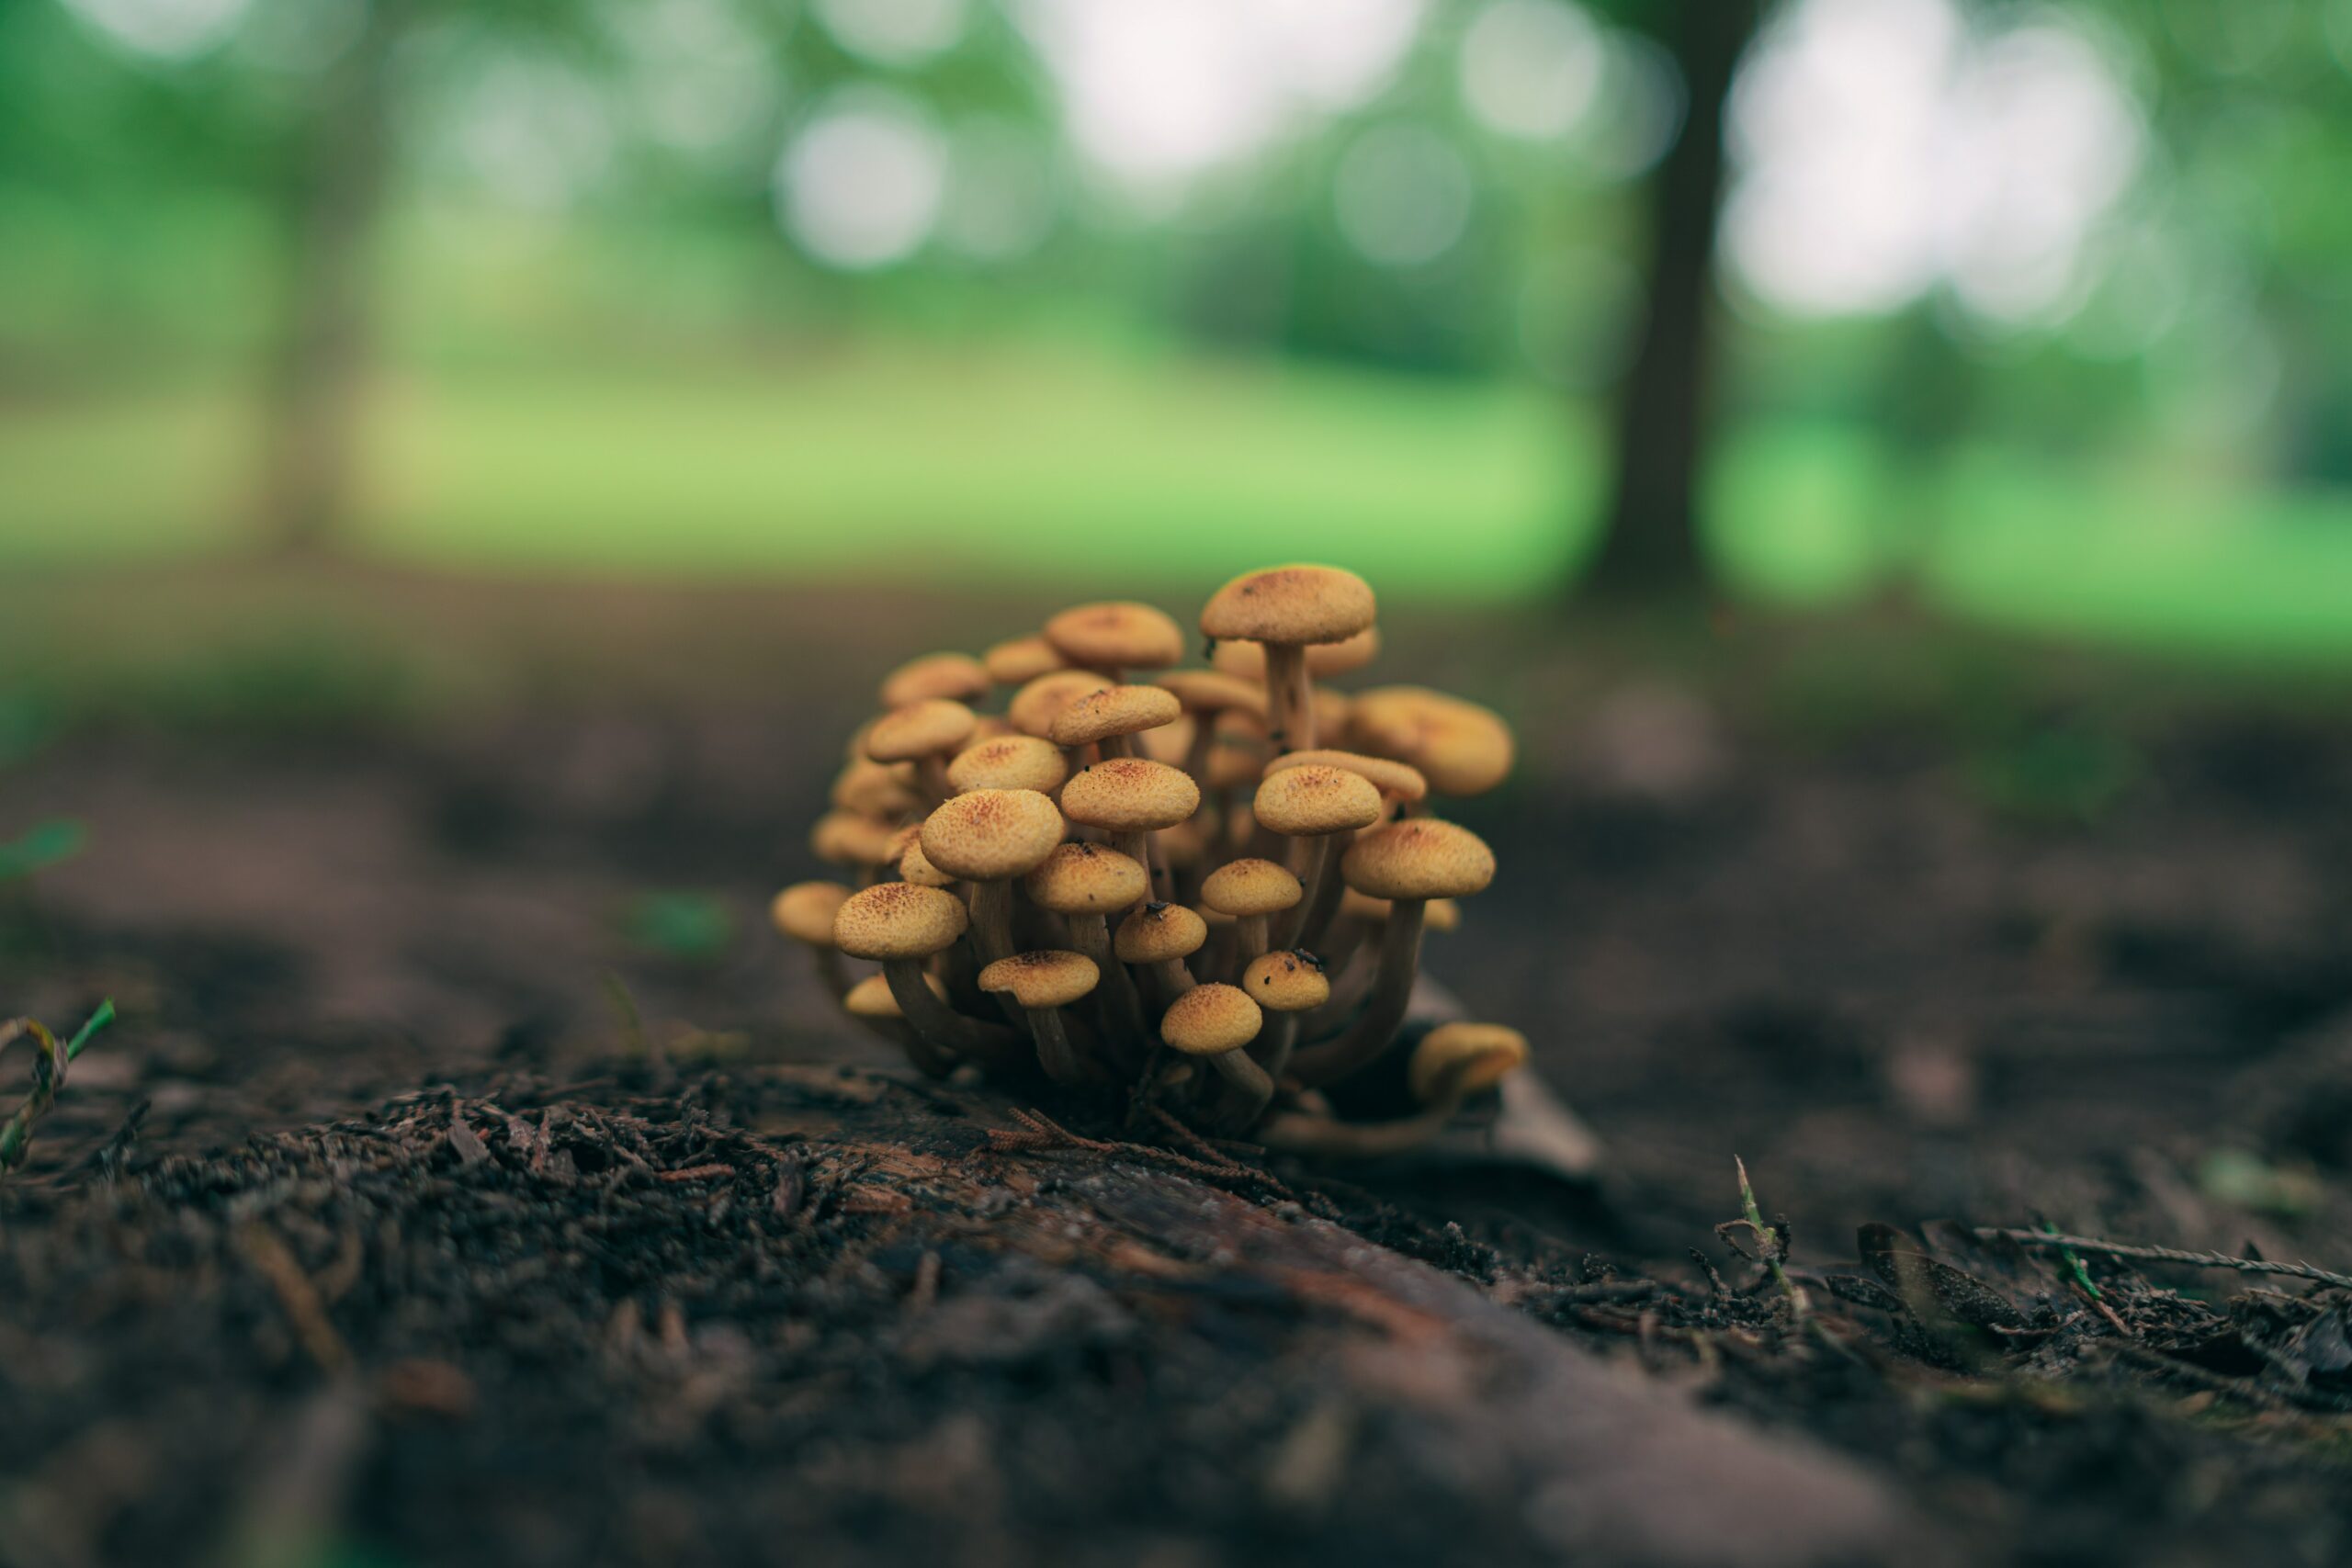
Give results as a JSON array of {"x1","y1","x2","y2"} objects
[{"x1": 0, "y1": 818, "x2": 87, "y2": 881}]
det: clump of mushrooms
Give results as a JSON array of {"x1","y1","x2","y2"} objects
[{"x1": 772, "y1": 565, "x2": 1527, "y2": 1157}]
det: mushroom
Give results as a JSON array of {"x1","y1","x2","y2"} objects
[
  {"x1": 1290, "y1": 818, "x2": 1494, "y2": 1087},
  {"x1": 1257, "y1": 1022, "x2": 1525, "y2": 1157},
  {"x1": 1008, "y1": 670, "x2": 1110, "y2": 740},
  {"x1": 1043, "y1": 601, "x2": 1185, "y2": 681},
  {"x1": 1348, "y1": 686, "x2": 1514, "y2": 806},
  {"x1": 809, "y1": 811, "x2": 900, "y2": 879},
  {"x1": 945, "y1": 734, "x2": 1070, "y2": 796},
  {"x1": 842, "y1": 971, "x2": 959, "y2": 1075},
  {"x1": 1198, "y1": 565, "x2": 1375, "y2": 755},
  {"x1": 832, "y1": 883, "x2": 1021, "y2": 1066},
  {"x1": 1211, "y1": 626, "x2": 1381, "y2": 683},
  {"x1": 1199, "y1": 857, "x2": 1302, "y2": 974},
  {"x1": 978, "y1": 950, "x2": 1101, "y2": 1085},
  {"x1": 1024, "y1": 841, "x2": 1152, "y2": 1046},
  {"x1": 1114, "y1": 901, "x2": 1207, "y2": 1010},
  {"x1": 831, "y1": 758, "x2": 924, "y2": 820},
  {"x1": 1057, "y1": 758, "x2": 1200, "y2": 900},
  {"x1": 1239, "y1": 947, "x2": 1329, "y2": 1088},
  {"x1": 1159, "y1": 982, "x2": 1272, "y2": 1130},
  {"x1": 1251, "y1": 763, "x2": 1383, "y2": 952},
  {"x1": 919, "y1": 788, "x2": 1066, "y2": 971},
  {"x1": 1048, "y1": 683, "x2": 1182, "y2": 763},
  {"x1": 770, "y1": 880, "x2": 854, "y2": 1000},
  {"x1": 880, "y1": 652, "x2": 991, "y2": 709},
  {"x1": 866, "y1": 697, "x2": 980, "y2": 800},
  {"x1": 982, "y1": 635, "x2": 1068, "y2": 686}
]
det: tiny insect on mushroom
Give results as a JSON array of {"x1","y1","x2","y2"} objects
[
  {"x1": 879, "y1": 652, "x2": 991, "y2": 710},
  {"x1": 1043, "y1": 601, "x2": 1185, "y2": 681},
  {"x1": 1239, "y1": 946, "x2": 1329, "y2": 1088},
  {"x1": 1348, "y1": 685, "x2": 1514, "y2": 805},
  {"x1": 771, "y1": 880, "x2": 854, "y2": 999},
  {"x1": 1048, "y1": 683, "x2": 1182, "y2": 762},
  {"x1": 1256, "y1": 1022, "x2": 1526, "y2": 1157},
  {"x1": 1199, "y1": 857, "x2": 1302, "y2": 974},
  {"x1": 866, "y1": 697, "x2": 980, "y2": 800},
  {"x1": 919, "y1": 788, "x2": 1066, "y2": 972},
  {"x1": 1251, "y1": 763, "x2": 1383, "y2": 951},
  {"x1": 1023, "y1": 840, "x2": 1152, "y2": 1047},
  {"x1": 982, "y1": 634, "x2": 1068, "y2": 686},
  {"x1": 833, "y1": 882, "x2": 1021, "y2": 1067},
  {"x1": 1114, "y1": 900, "x2": 1207, "y2": 1010},
  {"x1": 978, "y1": 950, "x2": 1101, "y2": 1085},
  {"x1": 1058, "y1": 757, "x2": 1199, "y2": 900},
  {"x1": 945, "y1": 733, "x2": 1070, "y2": 796},
  {"x1": 1008, "y1": 670, "x2": 1110, "y2": 740},
  {"x1": 1199, "y1": 565, "x2": 1375, "y2": 755},
  {"x1": 1160, "y1": 982, "x2": 1272, "y2": 1131}
]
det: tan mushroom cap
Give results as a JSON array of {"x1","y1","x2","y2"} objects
[
  {"x1": 978, "y1": 949, "x2": 1100, "y2": 1010},
  {"x1": 1059, "y1": 757, "x2": 1201, "y2": 831},
  {"x1": 1212, "y1": 626, "x2": 1381, "y2": 680},
  {"x1": 1008, "y1": 670, "x2": 1108, "y2": 739},
  {"x1": 1242, "y1": 949, "x2": 1331, "y2": 1013},
  {"x1": 1408, "y1": 1022, "x2": 1528, "y2": 1102},
  {"x1": 811, "y1": 810, "x2": 899, "y2": 867},
  {"x1": 982, "y1": 635, "x2": 1068, "y2": 686},
  {"x1": 1263, "y1": 748, "x2": 1427, "y2": 803},
  {"x1": 1023, "y1": 841, "x2": 1148, "y2": 913},
  {"x1": 1349, "y1": 686, "x2": 1515, "y2": 797},
  {"x1": 1136, "y1": 716, "x2": 1196, "y2": 767},
  {"x1": 1154, "y1": 670, "x2": 1267, "y2": 716},
  {"x1": 833, "y1": 882, "x2": 969, "y2": 961},
  {"x1": 1156, "y1": 817, "x2": 1212, "y2": 868},
  {"x1": 947, "y1": 734, "x2": 1070, "y2": 795},
  {"x1": 1204, "y1": 740, "x2": 1264, "y2": 792},
  {"x1": 1199, "y1": 565, "x2": 1376, "y2": 647},
  {"x1": 1426, "y1": 897, "x2": 1462, "y2": 932},
  {"x1": 1044, "y1": 601, "x2": 1185, "y2": 671},
  {"x1": 1340, "y1": 818, "x2": 1496, "y2": 902},
  {"x1": 831, "y1": 759, "x2": 922, "y2": 818},
  {"x1": 1200, "y1": 857, "x2": 1303, "y2": 918},
  {"x1": 880, "y1": 652, "x2": 990, "y2": 709},
  {"x1": 1253, "y1": 764, "x2": 1384, "y2": 837},
  {"x1": 844, "y1": 970, "x2": 949, "y2": 1019},
  {"x1": 1160, "y1": 983, "x2": 1263, "y2": 1055},
  {"x1": 898, "y1": 836, "x2": 957, "y2": 889},
  {"x1": 920, "y1": 788, "x2": 1066, "y2": 881},
  {"x1": 1049, "y1": 683, "x2": 1182, "y2": 748},
  {"x1": 866, "y1": 698, "x2": 978, "y2": 763},
  {"x1": 771, "y1": 881, "x2": 851, "y2": 945},
  {"x1": 1115, "y1": 901, "x2": 1207, "y2": 964}
]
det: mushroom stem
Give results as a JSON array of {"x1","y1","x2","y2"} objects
[
  {"x1": 1143, "y1": 829, "x2": 1175, "y2": 900},
  {"x1": 1281, "y1": 835, "x2": 1345, "y2": 951},
  {"x1": 919, "y1": 755, "x2": 954, "y2": 802},
  {"x1": 1143, "y1": 957, "x2": 1197, "y2": 1009},
  {"x1": 1204, "y1": 1047, "x2": 1273, "y2": 1132},
  {"x1": 883, "y1": 960, "x2": 1024, "y2": 1067},
  {"x1": 1290, "y1": 900, "x2": 1425, "y2": 1087},
  {"x1": 1025, "y1": 1006, "x2": 1091, "y2": 1086},
  {"x1": 1261, "y1": 643, "x2": 1307, "y2": 754},
  {"x1": 967, "y1": 879, "x2": 1017, "y2": 966},
  {"x1": 1250, "y1": 1012, "x2": 1300, "y2": 1085},
  {"x1": 1067, "y1": 913, "x2": 1149, "y2": 1066},
  {"x1": 1234, "y1": 913, "x2": 1270, "y2": 971},
  {"x1": 811, "y1": 945, "x2": 853, "y2": 1002},
  {"x1": 876, "y1": 1019, "x2": 956, "y2": 1079}
]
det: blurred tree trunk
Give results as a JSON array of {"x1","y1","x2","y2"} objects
[
  {"x1": 1584, "y1": 0, "x2": 1761, "y2": 601},
  {"x1": 257, "y1": 0, "x2": 411, "y2": 558}
]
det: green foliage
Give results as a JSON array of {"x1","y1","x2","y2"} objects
[
  {"x1": 625, "y1": 892, "x2": 738, "y2": 964},
  {"x1": 0, "y1": 818, "x2": 86, "y2": 882}
]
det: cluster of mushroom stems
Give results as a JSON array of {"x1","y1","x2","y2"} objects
[{"x1": 772, "y1": 565, "x2": 1529, "y2": 1158}]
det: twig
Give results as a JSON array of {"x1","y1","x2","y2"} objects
[
  {"x1": 0, "y1": 998, "x2": 117, "y2": 1178},
  {"x1": 1974, "y1": 1228, "x2": 2352, "y2": 1293}
]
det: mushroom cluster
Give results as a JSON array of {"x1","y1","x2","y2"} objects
[{"x1": 771, "y1": 565, "x2": 1528, "y2": 1157}]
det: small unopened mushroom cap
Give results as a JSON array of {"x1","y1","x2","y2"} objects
[
  {"x1": 1199, "y1": 565, "x2": 1376, "y2": 647},
  {"x1": 1009, "y1": 671, "x2": 1108, "y2": 739},
  {"x1": 1044, "y1": 601, "x2": 1185, "y2": 671},
  {"x1": 844, "y1": 970, "x2": 948, "y2": 1019},
  {"x1": 1160, "y1": 983, "x2": 1262, "y2": 1055},
  {"x1": 811, "y1": 811, "x2": 900, "y2": 867},
  {"x1": 1049, "y1": 683, "x2": 1182, "y2": 747},
  {"x1": 832, "y1": 759, "x2": 923, "y2": 818},
  {"x1": 1212, "y1": 626, "x2": 1381, "y2": 679},
  {"x1": 1253, "y1": 764, "x2": 1383, "y2": 837},
  {"x1": 1242, "y1": 949, "x2": 1331, "y2": 1013},
  {"x1": 920, "y1": 788, "x2": 1066, "y2": 881},
  {"x1": 899, "y1": 836, "x2": 956, "y2": 888},
  {"x1": 1154, "y1": 670, "x2": 1267, "y2": 716},
  {"x1": 1200, "y1": 857, "x2": 1303, "y2": 918},
  {"x1": 947, "y1": 734, "x2": 1069, "y2": 795},
  {"x1": 1264, "y1": 748, "x2": 1427, "y2": 803},
  {"x1": 982, "y1": 635, "x2": 1068, "y2": 685},
  {"x1": 833, "y1": 882, "x2": 969, "y2": 960},
  {"x1": 1059, "y1": 758, "x2": 1200, "y2": 831},
  {"x1": 772, "y1": 881, "x2": 851, "y2": 945},
  {"x1": 978, "y1": 950, "x2": 1099, "y2": 1010},
  {"x1": 866, "y1": 699, "x2": 978, "y2": 763},
  {"x1": 1115, "y1": 901, "x2": 1207, "y2": 964},
  {"x1": 1023, "y1": 841, "x2": 1148, "y2": 913},
  {"x1": 1349, "y1": 686, "x2": 1514, "y2": 797},
  {"x1": 1341, "y1": 819, "x2": 1496, "y2": 901},
  {"x1": 880, "y1": 652, "x2": 990, "y2": 709},
  {"x1": 1408, "y1": 1022, "x2": 1527, "y2": 1103}
]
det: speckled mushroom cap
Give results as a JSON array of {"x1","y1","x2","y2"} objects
[
  {"x1": 771, "y1": 881, "x2": 851, "y2": 945},
  {"x1": 1253, "y1": 764, "x2": 1383, "y2": 837},
  {"x1": 833, "y1": 882, "x2": 969, "y2": 961},
  {"x1": 1023, "y1": 841, "x2": 1148, "y2": 913},
  {"x1": 946, "y1": 734, "x2": 1069, "y2": 795},
  {"x1": 1264, "y1": 748, "x2": 1428, "y2": 803},
  {"x1": 1044, "y1": 602, "x2": 1185, "y2": 671},
  {"x1": 810, "y1": 811, "x2": 899, "y2": 867},
  {"x1": 1154, "y1": 670, "x2": 1267, "y2": 716},
  {"x1": 831, "y1": 759, "x2": 922, "y2": 818},
  {"x1": 982, "y1": 635, "x2": 1067, "y2": 685},
  {"x1": 1340, "y1": 818, "x2": 1496, "y2": 902},
  {"x1": 1160, "y1": 983, "x2": 1263, "y2": 1055},
  {"x1": 1008, "y1": 671, "x2": 1108, "y2": 739},
  {"x1": 1212, "y1": 626, "x2": 1381, "y2": 680},
  {"x1": 1199, "y1": 565, "x2": 1375, "y2": 647},
  {"x1": 1348, "y1": 686, "x2": 1514, "y2": 798},
  {"x1": 1200, "y1": 857, "x2": 1303, "y2": 918},
  {"x1": 1114, "y1": 902, "x2": 1207, "y2": 964},
  {"x1": 1049, "y1": 684, "x2": 1182, "y2": 748},
  {"x1": 1242, "y1": 949, "x2": 1331, "y2": 1013},
  {"x1": 1059, "y1": 758, "x2": 1201, "y2": 831},
  {"x1": 898, "y1": 836, "x2": 956, "y2": 889},
  {"x1": 920, "y1": 788, "x2": 1066, "y2": 881},
  {"x1": 844, "y1": 970, "x2": 949, "y2": 1019},
  {"x1": 880, "y1": 652, "x2": 990, "y2": 709},
  {"x1": 1408, "y1": 1021, "x2": 1527, "y2": 1102},
  {"x1": 865, "y1": 699, "x2": 978, "y2": 763},
  {"x1": 978, "y1": 950, "x2": 1099, "y2": 1010}
]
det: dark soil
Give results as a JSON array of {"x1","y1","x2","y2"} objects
[{"x1": 5, "y1": 583, "x2": 2352, "y2": 1567}]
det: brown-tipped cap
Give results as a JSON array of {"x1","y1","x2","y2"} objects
[
  {"x1": 1049, "y1": 683, "x2": 1182, "y2": 748},
  {"x1": 1200, "y1": 857, "x2": 1303, "y2": 917},
  {"x1": 833, "y1": 882, "x2": 969, "y2": 960},
  {"x1": 1253, "y1": 764, "x2": 1383, "y2": 836},
  {"x1": 771, "y1": 881, "x2": 851, "y2": 945},
  {"x1": 1059, "y1": 757, "x2": 1200, "y2": 831},
  {"x1": 1408, "y1": 1022, "x2": 1527, "y2": 1103},
  {"x1": 978, "y1": 950, "x2": 1099, "y2": 1010},
  {"x1": 1199, "y1": 565, "x2": 1375, "y2": 647},
  {"x1": 1115, "y1": 902, "x2": 1207, "y2": 964},
  {"x1": 1160, "y1": 983, "x2": 1262, "y2": 1055},
  {"x1": 899, "y1": 836, "x2": 957, "y2": 888},
  {"x1": 1044, "y1": 601, "x2": 1184, "y2": 671},
  {"x1": 1242, "y1": 949, "x2": 1331, "y2": 1013},
  {"x1": 1340, "y1": 818, "x2": 1496, "y2": 901},
  {"x1": 1023, "y1": 841, "x2": 1148, "y2": 913},
  {"x1": 880, "y1": 652, "x2": 990, "y2": 709},
  {"x1": 947, "y1": 734, "x2": 1070, "y2": 795},
  {"x1": 1008, "y1": 670, "x2": 1108, "y2": 739},
  {"x1": 811, "y1": 811, "x2": 900, "y2": 867},
  {"x1": 865, "y1": 698, "x2": 978, "y2": 763},
  {"x1": 982, "y1": 634, "x2": 1068, "y2": 685},
  {"x1": 920, "y1": 788, "x2": 1066, "y2": 881},
  {"x1": 831, "y1": 758, "x2": 923, "y2": 818},
  {"x1": 1348, "y1": 685, "x2": 1514, "y2": 797},
  {"x1": 1154, "y1": 670, "x2": 1268, "y2": 716},
  {"x1": 1264, "y1": 748, "x2": 1427, "y2": 803},
  {"x1": 844, "y1": 970, "x2": 948, "y2": 1019},
  {"x1": 1212, "y1": 626, "x2": 1381, "y2": 679}
]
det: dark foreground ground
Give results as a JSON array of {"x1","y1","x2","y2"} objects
[{"x1": 3, "y1": 571, "x2": 2351, "y2": 1566}]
